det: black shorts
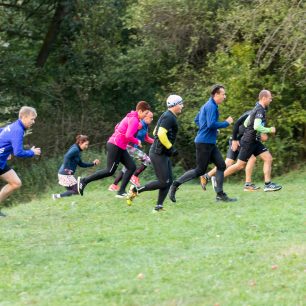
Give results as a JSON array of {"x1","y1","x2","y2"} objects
[
  {"x1": 226, "y1": 139, "x2": 239, "y2": 160},
  {"x1": 0, "y1": 164, "x2": 11, "y2": 175},
  {"x1": 238, "y1": 140, "x2": 268, "y2": 162}
]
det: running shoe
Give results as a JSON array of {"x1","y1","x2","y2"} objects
[
  {"x1": 126, "y1": 185, "x2": 138, "y2": 205},
  {"x1": 244, "y1": 183, "x2": 260, "y2": 192},
  {"x1": 77, "y1": 177, "x2": 86, "y2": 196},
  {"x1": 200, "y1": 174, "x2": 210, "y2": 191},
  {"x1": 153, "y1": 204, "x2": 165, "y2": 212},
  {"x1": 168, "y1": 184, "x2": 179, "y2": 203},
  {"x1": 108, "y1": 184, "x2": 119, "y2": 192},
  {"x1": 115, "y1": 192, "x2": 127, "y2": 199},
  {"x1": 52, "y1": 194, "x2": 59, "y2": 200},
  {"x1": 130, "y1": 175, "x2": 140, "y2": 187},
  {"x1": 216, "y1": 192, "x2": 237, "y2": 202},
  {"x1": 264, "y1": 182, "x2": 282, "y2": 192}
]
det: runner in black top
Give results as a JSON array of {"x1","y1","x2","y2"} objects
[
  {"x1": 126, "y1": 94, "x2": 183, "y2": 211},
  {"x1": 222, "y1": 90, "x2": 282, "y2": 192}
]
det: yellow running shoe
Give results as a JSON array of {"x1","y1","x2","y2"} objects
[{"x1": 126, "y1": 185, "x2": 138, "y2": 206}]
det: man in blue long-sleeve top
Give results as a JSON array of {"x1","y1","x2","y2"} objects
[
  {"x1": 169, "y1": 84, "x2": 237, "y2": 202},
  {"x1": 0, "y1": 106, "x2": 41, "y2": 217}
]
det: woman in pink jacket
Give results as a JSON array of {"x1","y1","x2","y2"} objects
[{"x1": 77, "y1": 101, "x2": 151, "y2": 197}]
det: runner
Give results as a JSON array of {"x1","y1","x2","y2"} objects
[
  {"x1": 221, "y1": 90, "x2": 282, "y2": 192},
  {"x1": 77, "y1": 101, "x2": 151, "y2": 197},
  {"x1": 168, "y1": 84, "x2": 237, "y2": 203},
  {"x1": 126, "y1": 95, "x2": 183, "y2": 211},
  {"x1": 0, "y1": 106, "x2": 41, "y2": 217},
  {"x1": 52, "y1": 135, "x2": 100, "y2": 200},
  {"x1": 200, "y1": 107, "x2": 265, "y2": 192},
  {"x1": 108, "y1": 111, "x2": 154, "y2": 191}
]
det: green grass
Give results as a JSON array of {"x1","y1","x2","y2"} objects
[{"x1": 0, "y1": 169, "x2": 305, "y2": 306}]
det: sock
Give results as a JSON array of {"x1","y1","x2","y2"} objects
[{"x1": 265, "y1": 181, "x2": 271, "y2": 185}]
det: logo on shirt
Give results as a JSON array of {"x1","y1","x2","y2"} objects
[{"x1": 0, "y1": 148, "x2": 4, "y2": 154}]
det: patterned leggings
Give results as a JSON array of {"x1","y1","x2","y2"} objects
[{"x1": 121, "y1": 145, "x2": 151, "y2": 173}]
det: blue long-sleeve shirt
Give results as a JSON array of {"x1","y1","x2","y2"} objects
[
  {"x1": 135, "y1": 120, "x2": 148, "y2": 143},
  {"x1": 0, "y1": 119, "x2": 34, "y2": 169},
  {"x1": 58, "y1": 144, "x2": 94, "y2": 175},
  {"x1": 194, "y1": 97, "x2": 229, "y2": 144}
]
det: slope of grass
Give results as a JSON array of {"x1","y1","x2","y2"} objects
[{"x1": 0, "y1": 169, "x2": 305, "y2": 306}]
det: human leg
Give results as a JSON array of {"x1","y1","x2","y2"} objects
[
  {"x1": 243, "y1": 155, "x2": 260, "y2": 191},
  {"x1": 53, "y1": 184, "x2": 79, "y2": 199},
  {"x1": 130, "y1": 148, "x2": 151, "y2": 186},
  {"x1": 200, "y1": 137, "x2": 237, "y2": 190},
  {"x1": 117, "y1": 151, "x2": 136, "y2": 195},
  {"x1": 223, "y1": 141, "x2": 252, "y2": 179},
  {"x1": 0, "y1": 169, "x2": 22, "y2": 204},
  {"x1": 257, "y1": 150, "x2": 282, "y2": 191},
  {"x1": 133, "y1": 164, "x2": 147, "y2": 177},
  {"x1": 126, "y1": 153, "x2": 172, "y2": 207},
  {"x1": 245, "y1": 155, "x2": 256, "y2": 183},
  {"x1": 78, "y1": 143, "x2": 121, "y2": 195},
  {"x1": 113, "y1": 170, "x2": 124, "y2": 185},
  {"x1": 259, "y1": 151, "x2": 273, "y2": 183},
  {"x1": 210, "y1": 146, "x2": 226, "y2": 194},
  {"x1": 169, "y1": 143, "x2": 213, "y2": 202},
  {"x1": 223, "y1": 159, "x2": 246, "y2": 177},
  {"x1": 200, "y1": 158, "x2": 234, "y2": 191}
]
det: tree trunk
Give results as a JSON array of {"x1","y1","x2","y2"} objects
[{"x1": 36, "y1": 1, "x2": 67, "y2": 68}]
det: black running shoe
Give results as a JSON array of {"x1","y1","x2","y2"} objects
[
  {"x1": 168, "y1": 184, "x2": 178, "y2": 203},
  {"x1": 154, "y1": 204, "x2": 165, "y2": 212},
  {"x1": 216, "y1": 192, "x2": 237, "y2": 202},
  {"x1": 77, "y1": 177, "x2": 86, "y2": 196},
  {"x1": 0, "y1": 210, "x2": 6, "y2": 217}
]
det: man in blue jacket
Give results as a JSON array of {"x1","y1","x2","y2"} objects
[
  {"x1": 0, "y1": 106, "x2": 41, "y2": 217},
  {"x1": 169, "y1": 84, "x2": 237, "y2": 202}
]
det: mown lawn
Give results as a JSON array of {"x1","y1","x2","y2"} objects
[{"x1": 0, "y1": 169, "x2": 305, "y2": 306}]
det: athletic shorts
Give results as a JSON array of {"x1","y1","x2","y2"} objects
[
  {"x1": 0, "y1": 164, "x2": 11, "y2": 176},
  {"x1": 238, "y1": 140, "x2": 268, "y2": 162},
  {"x1": 226, "y1": 139, "x2": 239, "y2": 160}
]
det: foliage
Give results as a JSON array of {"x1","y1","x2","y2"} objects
[{"x1": 0, "y1": 0, "x2": 305, "y2": 190}]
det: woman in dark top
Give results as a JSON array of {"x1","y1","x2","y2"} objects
[{"x1": 52, "y1": 135, "x2": 100, "y2": 199}]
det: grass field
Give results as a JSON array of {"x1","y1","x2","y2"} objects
[{"x1": 0, "y1": 169, "x2": 305, "y2": 306}]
